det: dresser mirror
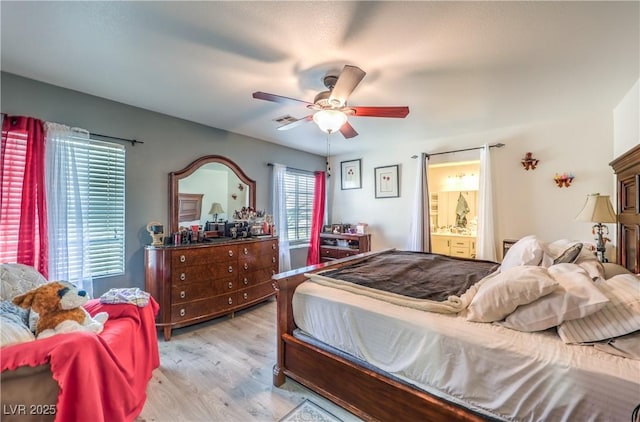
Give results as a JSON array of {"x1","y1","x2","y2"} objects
[{"x1": 170, "y1": 155, "x2": 256, "y2": 233}]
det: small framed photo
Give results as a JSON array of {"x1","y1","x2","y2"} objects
[
  {"x1": 374, "y1": 164, "x2": 400, "y2": 198},
  {"x1": 341, "y1": 159, "x2": 362, "y2": 190},
  {"x1": 323, "y1": 225, "x2": 333, "y2": 233}
]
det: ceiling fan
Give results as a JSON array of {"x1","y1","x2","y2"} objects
[{"x1": 252, "y1": 65, "x2": 410, "y2": 139}]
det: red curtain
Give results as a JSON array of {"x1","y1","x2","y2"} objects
[
  {"x1": 0, "y1": 115, "x2": 48, "y2": 276},
  {"x1": 306, "y1": 171, "x2": 326, "y2": 265}
]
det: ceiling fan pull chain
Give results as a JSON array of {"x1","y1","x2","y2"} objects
[{"x1": 326, "y1": 135, "x2": 331, "y2": 177}]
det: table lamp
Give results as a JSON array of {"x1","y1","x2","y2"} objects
[
  {"x1": 575, "y1": 193, "x2": 617, "y2": 262},
  {"x1": 209, "y1": 202, "x2": 225, "y2": 222}
]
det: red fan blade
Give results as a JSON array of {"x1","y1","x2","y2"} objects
[
  {"x1": 351, "y1": 106, "x2": 410, "y2": 118},
  {"x1": 276, "y1": 115, "x2": 313, "y2": 131},
  {"x1": 339, "y1": 122, "x2": 359, "y2": 139},
  {"x1": 329, "y1": 65, "x2": 366, "y2": 107},
  {"x1": 252, "y1": 91, "x2": 314, "y2": 107}
]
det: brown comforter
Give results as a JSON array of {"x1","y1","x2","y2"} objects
[{"x1": 317, "y1": 250, "x2": 499, "y2": 302}]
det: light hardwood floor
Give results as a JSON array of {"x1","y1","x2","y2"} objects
[{"x1": 136, "y1": 299, "x2": 361, "y2": 422}]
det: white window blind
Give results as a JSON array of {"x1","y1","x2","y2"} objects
[
  {"x1": 283, "y1": 169, "x2": 314, "y2": 244},
  {"x1": 0, "y1": 129, "x2": 31, "y2": 263},
  {"x1": 85, "y1": 139, "x2": 125, "y2": 277}
]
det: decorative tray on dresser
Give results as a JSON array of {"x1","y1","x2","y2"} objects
[{"x1": 145, "y1": 236, "x2": 279, "y2": 340}]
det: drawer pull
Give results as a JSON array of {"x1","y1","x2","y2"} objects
[
  {"x1": 243, "y1": 293, "x2": 248, "y2": 300},
  {"x1": 272, "y1": 269, "x2": 276, "y2": 275},
  {"x1": 180, "y1": 255, "x2": 186, "y2": 263},
  {"x1": 243, "y1": 247, "x2": 248, "y2": 255},
  {"x1": 228, "y1": 282, "x2": 233, "y2": 289},
  {"x1": 180, "y1": 291, "x2": 186, "y2": 299},
  {"x1": 243, "y1": 263, "x2": 249, "y2": 270},
  {"x1": 228, "y1": 266, "x2": 233, "y2": 273},
  {"x1": 272, "y1": 244, "x2": 276, "y2": 250},
  {"x1": 228, "y1": 297, "x2": 233, "y2": 305},
  {"x1": 228, "y1": 250, "x2": 234, "y2": 257},
  {"x1": 243, "y1": 278, "x2": 248, "y2": 285},
  {"x1": 180, "y1": 273, "x2": 186, "y2": 281},
  {"x1": 272, "y1": 257, "x2": 276, "y2": 263},
  {"x1": 179, "y1": 308, "x2": 186, "y2": 317}
]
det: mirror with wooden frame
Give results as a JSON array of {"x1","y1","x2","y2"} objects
[{"x1": 169, "y1": 155, "x2": 256, "y2": 234}]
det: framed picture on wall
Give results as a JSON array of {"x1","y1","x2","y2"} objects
[
  {"x1": 374, "y1": 164, "x2": 400, "y2": 198},
  {"x1": 341, "y1": 159, "x2": 362, "y2": 190}
]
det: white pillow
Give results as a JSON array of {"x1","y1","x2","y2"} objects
[
  {"x1": 543, "y1": 239, "x2": 604, "y2": 279},
  {"x1": 467, "y1": 266, "x2": 559, "y2": 323},
  {"x1": 0, "y1": 263, "x2": 47, "y2": 301},
  {"x1": 557, "y1": 274, "x2": 640, "y2": 343},
  {"x1": 500, "y1": 263, "x2": 609, "y2": 332},
  {"x1": 0, "y1": 315, "x2": 35, "y2": 347},
  {"x1": 501, "y1": 235, "x2": 547, "y2": 271}
]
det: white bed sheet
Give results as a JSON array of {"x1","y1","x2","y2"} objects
[{"x1": 292, "y1": 281, "x2": 640, "y2": 422}]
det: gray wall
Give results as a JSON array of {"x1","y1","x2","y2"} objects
[{"x1": 1, "y1": 72, "x2": 324, "y2": 295}]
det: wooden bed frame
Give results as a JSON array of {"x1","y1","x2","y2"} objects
[{"x1": 272, "y1": 250, "x2": 486, "y2": 422}]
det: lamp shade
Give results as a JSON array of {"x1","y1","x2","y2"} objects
[
  {"x1": 313, "y1": 109, "x2": 348, "y2": 134},
  {"x1": 209, "y1": 202, "x2": 224, "y2": 215},
  {"x1": 575, "y1": 194, "x2": 616, "y2": 223}
]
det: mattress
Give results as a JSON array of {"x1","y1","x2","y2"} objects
[{"x1": 292, "y1": 281, "x2": 640, "y2": 422}]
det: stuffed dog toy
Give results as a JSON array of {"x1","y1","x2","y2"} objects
[{"x1": 13, "y1": 281, "x2": 108, "y2": 339}]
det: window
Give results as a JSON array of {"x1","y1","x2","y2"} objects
[
  {"x1": 0, "y1": 129, "x2": 35, "y2": 264},
  {"x1": 283, "y1": 169, "x2": 315, "y2": 245},
  {"x1": 82, "y1": 139, "x2": 126, "y2": 278}
]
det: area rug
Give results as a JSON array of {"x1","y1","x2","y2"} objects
[{"x1": 279, "y1": 399, "x2": 343, "y2": 422}]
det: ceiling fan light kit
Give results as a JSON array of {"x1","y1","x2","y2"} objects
[
  {"x1": 313, "y1": 109, "x2": 348, "y2": 134},
  {"x1": 252, "y1": 65, "x2": 410, "y2": 139}
]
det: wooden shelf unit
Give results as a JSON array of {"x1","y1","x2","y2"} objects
[{"x1": 319, "y1": 233, "x2": 371, "y2": 263}]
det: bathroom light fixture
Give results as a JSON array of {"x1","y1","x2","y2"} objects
[{"x1": 312, "y1": 109, "x2": 348, "y2": 134}]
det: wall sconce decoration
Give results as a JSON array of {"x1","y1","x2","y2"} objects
[
  {"x1": 521, "y1": 152, "x2": 539, "y2": 170},
  {"x1": 238, "y1": 183, "x2": 244, "y2": 191},
  {"x1": 553, "y1": 172, "x2": 575, "y2": 188},
  {"x1": 231, "y1": 193, "x2": 238, "y2": 200}
]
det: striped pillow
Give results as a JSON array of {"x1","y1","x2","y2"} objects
[{"x1": 557, "y1": 274, "x2": 640, "y2": 343}]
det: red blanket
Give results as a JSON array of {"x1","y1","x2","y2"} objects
[{"x1": 1, "y1": 298, "x2": 160, "y2": 422}]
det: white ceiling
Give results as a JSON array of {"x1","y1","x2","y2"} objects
[{"x1": 1, "y1": 1, "x2": 638, "y2": 156}]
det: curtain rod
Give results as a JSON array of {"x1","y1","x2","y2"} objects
[
  {"x1": 267, "y1": 162, "x2": 315, "y2": 173},
  {"x1": 90, "y1": 132, "x2": 143, "y2": 146},
  {"x1": 1, "y1": 114, "x2": 142, "y2": 146},
  {"x1": 411, "y1": 142, "x2": 505, "y2": 159}
]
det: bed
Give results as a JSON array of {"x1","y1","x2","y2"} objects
[{"x1": 272, "y1": 244, "x2": 640, "y2": 421}]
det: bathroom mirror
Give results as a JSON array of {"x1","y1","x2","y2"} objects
[{"x1": 169, "y1": 155, "x2": 256, "y2": 233}]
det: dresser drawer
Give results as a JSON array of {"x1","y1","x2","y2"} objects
[
  {"x1": 171, "y1": 245, "x2": 238, "y2": 267},
  {"x1": 171, "y1": 263, "x2": 238, "y2": 285},
  {"x1": 238, "y1": 241, "x2": 278, "y2": 266},
  {"x1": 172, "y1": 276, "x2": 236, "y2": 304},
  {"x1": 336, "y1": 248, "x2": 361, "y2": 259},
  {"x1": 237, "y1": 282, "x2": 275, "y2": 305},
  {"x1": 450, "y1": 247, "x2": 470, "y2": 258},
  {"x1": 450, "y1": 238, "x2": 470, "y2": 248},
  {"x1": 238, "y1": 266, "x2": 277, "y2": 288},
  {"x1": 320, "y1": 247, "x2": 340, "y2": 259},
  {"x1": 171, "y1": 295, "x2": 236, "y2": 323},
  {"x1": 238, "y1": 239, "x2": 278, "y2": 258}
]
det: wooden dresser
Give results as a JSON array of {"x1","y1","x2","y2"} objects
[
  {"x1": 145, "y1": 237, "x2": 279, "y2": 340},
  {"x1": 610, "y1": 144, "x2": 640, "y2": 274},
  {"x1": 319, "y1": 233, "x2": 371, "y2": 263}
]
